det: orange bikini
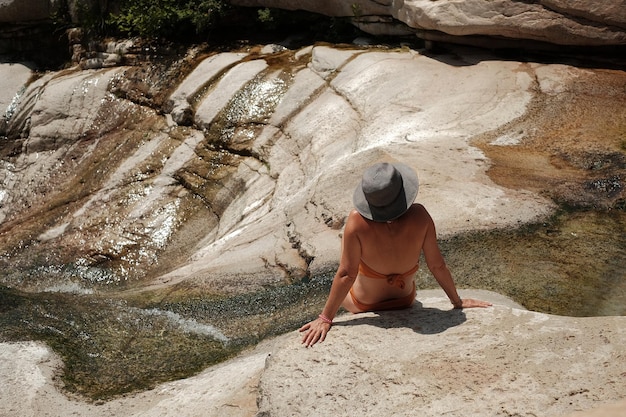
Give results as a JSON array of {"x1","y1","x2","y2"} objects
[{"x1": 349, "y1": 261, "x2": 419, "y2": 312}]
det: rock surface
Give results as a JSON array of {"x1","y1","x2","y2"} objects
[
  {"x1": 1, "y1": 42, "x2": 625, "y2": 415},
  {"x1": 257, "y1": 290, "x2": 626, "y2": 416},
  {"x1": 231, "y1": 0, "x2": 626, "y2": 47},
  {"x1": 2, "y1": 45, "x2": 570, "y2": 293},
  {"x1": 3, "y1": 43, "x2": 626, "y2": 294},
  {"x1": 2, "y1": 0, "x2": 626, "y2": 50},
  {"x1": 0, "y1": 0, "x2": 56, "y2": 22},
  {"x1": 1, "y1": 290, "x2": 625, "y2": 417},
  {"x1": 148, "y1": 45, "x2": 557, "y2": 292}
]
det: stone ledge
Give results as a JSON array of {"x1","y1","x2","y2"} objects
[{"x1": 257, "y1": 290, "x2": 626, "y2": 417}]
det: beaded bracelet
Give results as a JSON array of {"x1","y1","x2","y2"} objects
[{"x1": 318, "y1": 314, "x2": 333, "y2": 325}]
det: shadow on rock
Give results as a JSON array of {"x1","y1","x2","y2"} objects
[{"x1": 335, "y1": 301, "x2": 467, "y2": 335}]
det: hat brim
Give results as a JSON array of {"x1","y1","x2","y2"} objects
[{"x1": 353, "y1": 162, "x2": 419, "y2": 222}]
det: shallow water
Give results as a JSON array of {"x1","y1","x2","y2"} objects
[
  {"x1": 428, "y1": 209, "x2": 626, "y2": 317},
  {"x1": 1, "y1": 208, "x2": 624, "y2": 399},
  {"x1": 0, "y1": 275, "x2": 332, "y2": 399}
]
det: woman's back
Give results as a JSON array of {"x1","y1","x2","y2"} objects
[{"x1": 354, "y1": 204, "x2": 430, "y2": 275}]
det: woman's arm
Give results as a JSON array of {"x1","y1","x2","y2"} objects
[
  {"x1": 421, "y1": 208, "x2": 492, "y2": 309},
  {"x1": 299, "y1": 212, "x2": 362, "y2": 347}
]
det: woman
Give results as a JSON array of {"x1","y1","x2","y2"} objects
[{"x1": 299, "y1": 161, "x2": 492, "y2": 347}]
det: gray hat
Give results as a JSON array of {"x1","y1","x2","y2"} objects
[{"x1": 353, "y1": 162, "x2": 419, "y2": 222}]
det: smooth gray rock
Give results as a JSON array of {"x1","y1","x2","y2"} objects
[
  {"x1": 232, "y1": 0, "x2": 626, "y2": 46},
  {"x1": 1, "y1": 45, "x2": 568, "y2": 292},
  {"x1": 257, "y1": 290, "x2": 626, "y2": 417}
]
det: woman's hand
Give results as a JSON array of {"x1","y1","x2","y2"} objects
[
  {"x1": 456, "y1": 298, "x2": 493, "y2": 309},
  {"x1": 299, "y1": 318, "x2": 332, "y2": 347}
]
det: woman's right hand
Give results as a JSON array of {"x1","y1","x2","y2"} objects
[{"x1": 457, "y1": 298, "x2": 493, "y2": 309}]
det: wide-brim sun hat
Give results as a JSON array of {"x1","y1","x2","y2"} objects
[{"x1": 353, "y1": 162, "x2": 419, "y2": 222}]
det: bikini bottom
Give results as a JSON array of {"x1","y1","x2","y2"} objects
[{"x1": 349, "y1": 281, "x2": 416, "y2": 312}]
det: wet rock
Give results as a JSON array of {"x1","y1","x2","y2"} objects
[
  {"x1": 194, "y1": 59, "x2": 269, "y2": 130},
  {"x1": 165, "y1": 52, "x2": 249, "y2": 125},
  {"x1": 152, "y1": 45, "x2": 555, "y2": 292}
]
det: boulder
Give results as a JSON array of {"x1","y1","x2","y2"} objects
[
  {"x1": 9, "y1": 43, "x2": 618, "y2": 292},
  {"x1": 0, "y1": 0, "x2": 102, "y2": 24},
  {"x1": 0, "y1": 62, "x2": 32, "y2": 136},
  {"x1": 151, "y1": 45, "x2": 554, "y2": 291},
  {"x1": 395, "y1": 0, "x2": 626, "y2": 46},
  {"x1": 0, "y1": 0, "x2": 57, "y2": 23},
  {"x1": 231, "y1": 0, "x2": 626, "y2": 47},
  {"x1": 2, "y1": 0, "x2": 625, "y2": 50}
]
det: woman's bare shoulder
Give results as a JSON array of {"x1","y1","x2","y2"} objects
[
  {"x1": 407, "y1": 203, "x2": 429, "y2": 216},
  {"x1": 405, "y1": 204, "x2": 433, "y2": 225},
  {"x1": 345, "y1": 209, "x2": 367, "y2": 230}
]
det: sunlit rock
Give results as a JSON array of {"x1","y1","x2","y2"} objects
[
  {"x1": 257, "y1": 290, "x2": 626, "y2": 417},
  {"x1": 0, "y1": 62, "x2": 219, "y2": 287},
  {"x1": 166, "y1": 52, "x2": 249, "y2": 126},
  {"x1": 231, "y1": 0, "x2": 626, "y2": 47},
  {"x1": 0, "y1": 61, "x2": 31, "y2": 138},
  {"x1": 152, "y1": 45, "x2": 555, "y2": 291},
  {"x1": 2, "y1": 290, "x2": 624, "y2": 417},
  {"x1": 4, "y1": 43, "x2": 626, "y2": 294}
]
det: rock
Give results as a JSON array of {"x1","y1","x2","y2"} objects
[
  {"x1": 165, "y1": 52, "x2": 249, "y2": 125},
  {"x1": 21, "y1": 68, "x2": 125, "y2": 151},
  {"x1": 0, "y1": 0, "x2": 101, "y2": 24},
  {"x1": 193, "y1": 59, "x2": 269, "y2": 130},
  {"x1": 257, "y1": 290, "x2": 626, "y2": 417},
  {"x1": 0, "y1": 0, "x2": 57, "y2": 23},
  {"x1": 0, "y1": 42, "x2": 625, "y2": 417},
  {"x1": 2, "y1": 0, "x2": 625, "y2": 52},
  {"x1": 564, "y1": 399, "x2": 626, "y2": 417},
  {"x1": 0, "y1": 61, "x2": 217, "y2": 286},
  {"x1": 0, "y1": 338, "x2": 273, "y2": 416},
  {"x1": 154, "y1": 45, "x2": 555, "y2": 290},
  {"x1": 3, "y1": 43, "x2": 626, "y2": 294},
  {"x1": 231, "y1": 0, "x2": 626, "y2": 47},
  {"x1": 395, "y1": 0, "x2": 626, "y2": 46},
  {"x1": 0, "y1": 61, "x2": 32, "y2": 136},
  {"x1": 540, "y1": 0, "x2": 626, "y2": 30}
]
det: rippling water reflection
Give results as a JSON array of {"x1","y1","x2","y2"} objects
[{"x1": 0, "y1": 274, "x2": 332, "y2": 399}]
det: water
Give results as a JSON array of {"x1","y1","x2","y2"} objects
[
  {"x1": 429, "y1": 209, "x2": 626, "y2": 317},
  {"x1": 0, "y1": 274, "x2": 332, "y2": 399}
]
